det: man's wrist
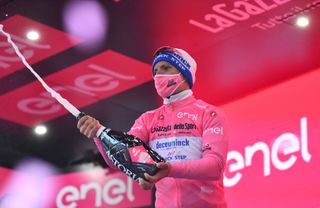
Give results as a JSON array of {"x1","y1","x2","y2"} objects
[{"x1": 95, "y1": 124, "x2": 105, "y2": 138}]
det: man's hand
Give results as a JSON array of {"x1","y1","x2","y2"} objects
[
  {"x1": 77, "y1": 115, "x2": 101, "y2": 139},
  {"x1": 139, "y1": 162, "x2": 171, "y2": 190}
]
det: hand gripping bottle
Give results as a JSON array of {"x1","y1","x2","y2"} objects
[{"x1": 77, "y1": 113, "x2": 165, "y2": 182}]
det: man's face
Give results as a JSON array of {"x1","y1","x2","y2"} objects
[
  {"x1": 153, "y1": 61, "x2": 190, "y2": 95},
  {"x1": 153, "y1": 61, "x2": 180, "y2": 75}
]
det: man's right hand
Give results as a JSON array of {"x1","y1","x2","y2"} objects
[{"x1": 77, "y1": 115, "x2": 101, "y2": 139}]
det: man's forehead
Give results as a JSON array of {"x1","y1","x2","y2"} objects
[{"x1": 154, "y1": 61, "x2": 172, "y2": 67}]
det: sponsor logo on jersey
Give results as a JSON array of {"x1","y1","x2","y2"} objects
[{"x1": 155, "y1": 138, "x2": 190, "y2": 149}]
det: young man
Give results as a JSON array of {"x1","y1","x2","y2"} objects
[{"x1": 78, "y1": 46, "x2": 228, "y2": 207}]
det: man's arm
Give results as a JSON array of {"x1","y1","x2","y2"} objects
[
  {"x1": 78, "y1": 114, "x2": 150, "y2": 169},
  {"x1": 78, "y1": 115, "x2": 116, "y2": 168}
]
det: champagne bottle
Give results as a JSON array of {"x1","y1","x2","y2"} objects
[{"x1": 77, "y1": 112, "x2": 165, "y2": 182}]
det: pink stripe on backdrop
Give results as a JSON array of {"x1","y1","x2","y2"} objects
[
  {"x1": 0, "y1": 166, "x2": 152, "y2": 208},
  {"x1": 0, "y1": 50, "x2": 152, "y2": 127}
]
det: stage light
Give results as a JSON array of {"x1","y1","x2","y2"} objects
[
  {"x1": 296, "y1": 16, "x2": 310, "y2": 28},
  {"x1": 26, "y1": 30, "x2": 40, "y2": 40},
  {"x1": 34, "y1": 125, "x2": 47, "y2": 135}
]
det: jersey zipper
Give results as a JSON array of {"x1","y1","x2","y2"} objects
[{"x1": 168, "y1": 99, "x2": 174, "y2": 111}]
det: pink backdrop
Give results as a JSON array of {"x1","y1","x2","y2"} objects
[{"x1": 223, "y1": 67, "x2": 320, "y2": 207}]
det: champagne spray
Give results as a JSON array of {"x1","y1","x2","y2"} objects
[{"x1": 0, "y1": 24, "x2": 164, "y2": 182}]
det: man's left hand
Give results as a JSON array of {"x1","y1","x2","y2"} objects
[{"x1": 138, "y1": 162, "x2": 171, "y2": 190}]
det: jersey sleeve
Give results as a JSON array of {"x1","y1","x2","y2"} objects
[
  {"x1": 93, "y1": 137, "x2": 117, "y2": 169},
  {"x1": 168, "y1": 107, "x2": 228, "y2": 180},
  {"x1": 128, "y1": 112, "x2": 150, "y2": 143}
]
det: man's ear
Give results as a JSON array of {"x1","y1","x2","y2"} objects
[
  {"x1": 181, "y1": 76, "x2": 191, "y2": 89},
  {"x1": 181, "y1": 74, "x2": 187, "y2": 81}
]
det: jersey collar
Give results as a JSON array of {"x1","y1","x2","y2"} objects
[{"x1": 163, "y1": 89, "x2": 193, "y2": 104}]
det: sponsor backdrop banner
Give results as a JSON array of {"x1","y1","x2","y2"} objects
[
  {"x1": 223, "y1": 68, "x2": 320, "y2": 208},
  {"x1": 0, "y1": 167, "x2": 151, "y2": 208},
  {"x1": 0, "y1": 50, "x2": 152, "y2": 127},
  {"x1": 0, "y1": 69, "x2": 319, "y2": 207},
  {"x1": 1, "y1": 68, "x2": 319, "y2": 208}
]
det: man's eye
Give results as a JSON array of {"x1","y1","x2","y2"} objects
[{"x1": 164, "y1": 65, "x2": 171, "y2": 70}]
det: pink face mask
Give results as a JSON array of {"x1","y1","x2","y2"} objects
[{"x1": 154, "y1": 73, "x2": 185, "y2": 98}]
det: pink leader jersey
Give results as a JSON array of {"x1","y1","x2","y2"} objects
[{"x1": 94, "y1": 90, "x2": 228, "y2": 208}]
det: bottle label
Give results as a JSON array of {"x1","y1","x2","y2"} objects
[
  {"x1": 106, "y1": 150, "x2": 140, "y2": 182},
  {"x1": 128, "y1": 146, "x2": 154, "y2": 164}
]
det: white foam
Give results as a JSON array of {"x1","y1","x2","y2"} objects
[{"x1": 0, "y1": 24, "x2": 81, "y2": 117}]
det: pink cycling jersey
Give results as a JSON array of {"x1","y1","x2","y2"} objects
[{"x1": 94, "y1": 90, "x2": 228, "y2": 207}]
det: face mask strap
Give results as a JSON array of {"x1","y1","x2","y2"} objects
[{"x1": 167, "y1": 77, "x2": 186, "y2": 98}]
